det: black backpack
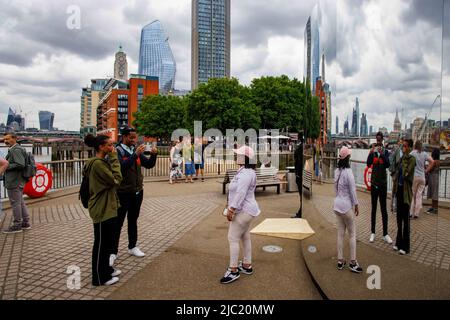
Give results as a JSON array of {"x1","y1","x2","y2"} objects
[
  {"x1": 79, "y1": 159, "x2": 100, "y2": 209},
  {"x1": 23, "y1": 151, "x2": 37, "y2": 181}
]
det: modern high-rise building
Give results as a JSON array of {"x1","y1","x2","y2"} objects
[
  {"x1": 6, "y1": 108, "x2": 25, "y2": 131},
  {"x1": 114, "y1": 45, "x2": 128, "y2": 81},
  {"x1": 360, "y1": 113, "x2": 368, "y2": 137},
  {"x1": 191, "y1": 0, "x2": 231, "y2": 90},
  {"x1": 39, "y1": 111, "x2": 54, "y2": 131},
  {"x1": 304, "y1": 4, "x2": 320, "y2": 94},
  {"x1": 351, "y1": 108, "x2": 357, "y2": 136},
  {"x1": 369, "y1": 125, "x2": 374, "y2": 135},
  {"x1": 344, "y1": 117, "x2": 349, "y2": 136},
  {"x1": 336, "y1": 116, "x2": 339, "y2": 135},
  {"x1": 355, "y1": 98, "x2": 360, "y2": 137},
  {"x1": 80, "y1": 78, "x2": 108, "y2": 136},
  {"x1": 139, "y1": 20, "x2": 176, "y2": 93}
]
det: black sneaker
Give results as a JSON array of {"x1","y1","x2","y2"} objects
[
  {"x1": 349, "y1": 261, "x2": 363, "y2": 274},
  {"x1": 2, "y1": 225, "x2": 23, "y2": 234},
  {"x1": 337, "y1": 260, "x2": 346, "y2": 270},
  {"x1": 238, "y1": 261, "x2": 253, "y2": 275},
  {"x1": 220, "y1": 268, "x2": 240, "y2": 284},
  {"x1": 22, "y1": 222, "x2": 32, "y2": 230}
]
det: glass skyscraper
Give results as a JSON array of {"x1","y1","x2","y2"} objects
[
  {"x1": 138, "y1": 20, "x2": 176, "y2": 93},
  {"x1": 39, "y1": 111, "x2": 54, "y2": 131},
  {"x1": 304, "y1": 4, "x2": 320, "y2": 94},
  {"x1": 191, "y1": 0, "x2": 230, "y2": 89}
]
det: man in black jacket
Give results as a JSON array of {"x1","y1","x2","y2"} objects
[
  {"x1": 111, "y1": 126, "x2": 157, "y2": 264},
  {"x1": 367, "y1": 132, "x2": 393, "y2": 245}
]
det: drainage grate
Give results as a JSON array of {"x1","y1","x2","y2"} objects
[{"x1": 262, "y1": 245, "x2": 283, "y2": 253}]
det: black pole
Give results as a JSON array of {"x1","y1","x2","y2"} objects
[{"x1": 293, "y1": 132, "x2": 304, "y2": 218}]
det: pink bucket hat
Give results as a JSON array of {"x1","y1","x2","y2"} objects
[
  {"x1": 339, "y1": 146, "x2": 352, "y2": 159},
  {"x1": 233, "y1": 146, "x2": 255, "y2": 159}
]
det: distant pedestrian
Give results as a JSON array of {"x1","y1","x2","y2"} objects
[
  {"x1": 333, "y1": 146, "x2": 362, "y2": 273},
  {"x1": 392, "y1": 139, "x2": 416, "y2": 255},
  {"x1": 183, "y1": 137, "x2": 195, "y2": 183},
  {"x1": 426, "y1": 148, "x2": 440, "y2": 214},
  {"x1": 83, "y1": 134, "x2": 122, "y2": 286},
  {"x1": 112, "y1": 126, "x2": 157, "y2": 262},
  {"x1": 169, "y1": 140, "x2": 183, "y2": 184},
  {"x1": 409, "y1": 141, "x2": 434, "y2": 219},
  {"x1": 2, "y1": 133, "x2": 31, "y2": 234},
  {"x1": 367, "y1": 132, "x2": 393, "y2": 244},
  {"x1": 194, "y1": 137, "x2": 206, "y2": 182},
  {"x1": 220, "y1": 146, "x2": 260, "y2": 284}
]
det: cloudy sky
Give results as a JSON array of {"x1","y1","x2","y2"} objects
[{"x1": 0, "y1": 0, "x2": 448, "y2": 132}]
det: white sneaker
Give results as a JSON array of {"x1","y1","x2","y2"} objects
[
  {"x1": 104, "y1": 277, "x2": 119, "y2": 286},
  {"x1": 393, "y1": 245, "x2": 398, "y2": 251},
  {"x1": 369, "y1": 233, "x2": 376, "y2": 243},
  {"x1": 399, "y1": 250, "x2": 406, "y2": 255},
  {"x1": 109, "y1": 254, "x2": 117, "y2": 267},
  {"x1": 128, "y1": 247, "x2": 145, "y2": 257},
  {"x1": 111, "y1": 269, "x2": 121, "y2": 277},
  {"x1": 383, "y1": 235, "x2": 393, "y2": 244}
]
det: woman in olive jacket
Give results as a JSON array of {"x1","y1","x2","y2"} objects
[{"x1": 83, "y1": 134, "x2": 122, "y2": 286}]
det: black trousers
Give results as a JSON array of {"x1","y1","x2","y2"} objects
[
  {"x1": 370, "y1": 185, "x2": 389, "y2": 236},
  {"x1": 92, "y1": 217, "x2": 116, "y2": 286},
  {"x1": 395, "y1": 186, "x2": 410, "y2": 253},
  {"x1": 113, "y1": 191, "x2": 144, "y2": 254}
]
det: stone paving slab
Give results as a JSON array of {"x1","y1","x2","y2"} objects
[{"x1": 0, "y1": 193, "x2": 220, "y2": 300}]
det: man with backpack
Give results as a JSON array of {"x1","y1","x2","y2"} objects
[{"x1": 2, "y1": 132, "x2": 31, "y2": 234}]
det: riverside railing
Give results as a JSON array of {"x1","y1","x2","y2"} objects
[{"x1": 0, "y1": 152, "x2": 295, "y2": 200}]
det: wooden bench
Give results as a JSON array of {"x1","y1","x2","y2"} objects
[
  {"x1": 221, "y1": 168, "x2": 283, "y2": 195},
  {"x1": 303, "y1": 169, "x2": 313, "y2": 198}
]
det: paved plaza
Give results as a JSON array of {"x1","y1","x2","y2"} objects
[{"x1": 0, "y1": 178, "x2": 449, "y2": 300}]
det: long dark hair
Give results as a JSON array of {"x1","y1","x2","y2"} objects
[
  {"x1": 244, "y1": 156, "x2": 257, "y2": 170},
  {"x1": 337, "y1": 156, "x2": 350, "y2": 170},
  {"x1": 431, "y1": 148, "x2": 440, "y2": 161},
  {"x1": 84, "y1": 134, "x2": 110, "y2": 152}
]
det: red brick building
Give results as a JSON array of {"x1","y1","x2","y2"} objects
[
  {"x1": 315, "y1": 76, "x2": 328, "y2": 145},
  {"x1": 97, "y1": 75, "x2": 159, "y2": 141}
]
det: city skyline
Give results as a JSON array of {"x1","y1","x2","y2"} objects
[{"x1": 0, "y1": 0, "x2": 448, "y2": 132}]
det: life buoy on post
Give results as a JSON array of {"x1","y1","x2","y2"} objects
[
  {"x1": 364, "y1": 165, "x2": 372, "y2": 191},
  {"x1": 24, "y1": 164, "x2": 53, "y2": 198}
]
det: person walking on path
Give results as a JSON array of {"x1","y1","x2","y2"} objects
[
  {"x1": 392, "y1": 139, "x2": 416, "y2": 255},
  {"x1": 389, "y1": 137, "x2": 404, "y2": 215},
  {"x1": 220, "y1": 146, "x2": 260, "y2": 284},
  {"x1": 333, "y1": 146, "x2": 363, "y2": 273},
  {"x1": 194, "y1": 137, "x2": 206, "y2": 182},
  {"x1": 367, "y1": 132, "x2": 393, "y2": 244},
  {"x1": 425, "y1": 148, "x2": 440, "y2": 214},
  {"x1": 112, "y1": 126, "x2": 157, "y2": 263},
  {"x1": 409, "y1": 141, "x2": 434, "y2": 219},
  {"x1": 0, "y1": 153, "x2": 9, "y2": 223},
  {"x1": 83, "y1": 134, "x2": 122, "y2": 286},
  {"x1": 2, "y1": 133, "x2": 31, "y2": 234}
]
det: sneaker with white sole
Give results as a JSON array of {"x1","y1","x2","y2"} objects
[
  {"x1": 238, "y1": 261, "x2": 253, "y2": 275},
  {"x1": 399, "y1": 250, "x2": 407, "y2": 255},
  {"x1": 383, "y1": 235, "x2": 393, "y2": 244},
  {"x1": 369, "y1": 233, "x2": 375, "y2": 243},
  {"x1": 2, "y1": 225, "x2": 23, "y2": 234},
  {"x1": 337, "y1": 260, "x2": 346, "y2": 270},
  {"x1": 349, "y1": 261, "x2": 363, "y2": 273},
  {"x1": 104, "y1": 277, "x2": 119, "y2": 286},
  {"x1": 128, "y1": 247, "x2": 145, "y2": 257},
  {"x1": 111, "y1": 269, "x2": 121, "y2": 277},
  {"x1": 220, "y1": 268, "x2": 240, "y2": 284},
  {"x1": 393, "y1": 245, "x2": 398, "y2": 251},
  {"x1": 109, "y1": 254, "x2": 117, "y2": 267}
]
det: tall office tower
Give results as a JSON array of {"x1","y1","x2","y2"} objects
[
  {"x1": 139, "y1": 21, "x2": 176, "y2": 93},
  {"x1": 39, "y1": 111, "x2": 54, "y2": 130},
  {"x1": 114, "y1": 45, "x2": 128, "y2": 81},
  {"x1": 336, "y1": 116, "x2": 339, "y2": 134},
  {"x1": 355, "y1": 97, "x2": 360, "y2": 137},
  {"x1": 303, "y1": 4, "x2": 320, "y2": 94},
  {"x1": 351, "y1": 108, "x2": 358, "y2": 136},
  {"x1": 191, "y1": 0, "x2": 230, "y2": 90}
]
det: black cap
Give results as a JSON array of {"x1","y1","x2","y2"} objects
[{"x1": 119, "y1": 126, "x2": 136, "y2": 136}]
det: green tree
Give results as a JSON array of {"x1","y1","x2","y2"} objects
[
  {"x1": 186, "y1": 78, "x2": 261, "y2": 133},
  {"x1": 249, "y1": 75, "x2": 306, "y2": 133},
  {"x1": 133, "y1": 95, "x2": 187, "y2": 141}
]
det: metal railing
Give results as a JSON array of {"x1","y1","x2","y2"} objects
[{"x1": 0, "y1": 152, "x2": 295, "y2": 200}]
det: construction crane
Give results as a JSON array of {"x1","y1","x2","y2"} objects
[{"x1": 418, "y1": 95, "x2": 441, "y2": 142}]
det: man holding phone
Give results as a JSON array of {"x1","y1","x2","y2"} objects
[
  {"x1": 367, "y1": 131, "x2": 393, "y2": 245},
  {"x1": 111, "y1": 126, "x2": 157, "y2": 264}
]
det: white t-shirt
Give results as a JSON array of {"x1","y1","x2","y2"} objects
[{"x1": 410, "y1": 150, "x2": 429, "y2": 178}]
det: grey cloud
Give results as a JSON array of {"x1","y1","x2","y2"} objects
[{"x1": 402, "y1": 0, "x2": 443, "y2": 27}]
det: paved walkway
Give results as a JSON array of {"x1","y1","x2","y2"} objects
[{"x1": 311, "y1": 183, "x2": 450, "y2": 270}]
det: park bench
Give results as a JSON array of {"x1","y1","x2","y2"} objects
[
  {"x1": 221, "y1": 168, "x2": 283, "y2": 195},
  {"x1": 302, "y1": 169, "x2": 313, "y2": 198}
]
